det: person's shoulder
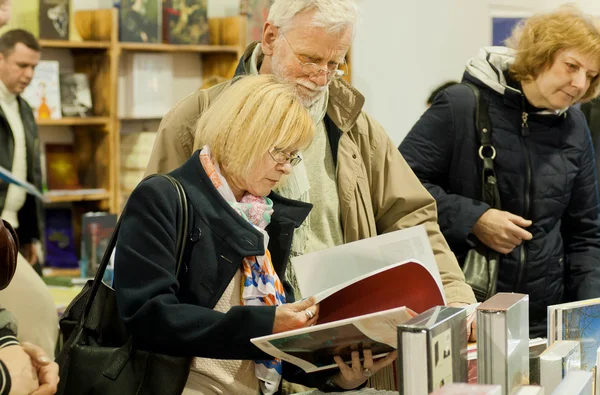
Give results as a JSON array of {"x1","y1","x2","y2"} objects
[
  {"x1": 162, "y1": 80, "x2": 233, "y2": 127},
  {"x1": 127, "y1": 174, "x2": 181, "y2": 211}
]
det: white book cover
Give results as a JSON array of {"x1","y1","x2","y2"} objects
[
  {"x1": 119, "y1": 52, "x2": 173, "y2": 118},
  {"x1": 551, "y1": 370, "x2": 593, "y2": 395},
  {"x1": 21, "y1": 60, "x2": 62, "y2": 120},
  {"x1": 539, "y1": 340, "x2": 580, "y2": 393},
  {"x1": 477, "y1": 293, "x2": 530, "y2": 395}
]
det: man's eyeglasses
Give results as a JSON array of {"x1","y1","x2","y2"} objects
[
  {"x1": 269, "y1": 148, "x2": 303, "y2": 167},
  {"x1": 280, "y1": 32, "x2": 348, "y2": 79}
]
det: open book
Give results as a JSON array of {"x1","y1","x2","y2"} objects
[
  {"x1": 291, "y1": 225, "x2": 446, "y2": 304},
  {"x1": 0, "y1": 165, "x2": 46, "y2": 201},
  {"x1": 251, "y1": 259, "x2": 445, "y2": 372}
]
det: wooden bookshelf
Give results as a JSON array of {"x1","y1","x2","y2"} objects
[
  {"x1": 45, "y1": 191, "x2": 111, "y2": 203},
  {"x1": 39, "y1": 40, "x2": 111, "y2": 49},
  {"x1": 37, "y1": 117, "x2": 111, "y2": 127},
  {"x1": 118, "y1": 43, "x2": 240, "y2": 54},
  {"x1": 34, "y1": 9, "x2": 246, "y2": 216}
]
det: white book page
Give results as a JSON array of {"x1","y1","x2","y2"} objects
[
  {"x1": 292, "y1": 225, "x2": 445, "y2": 303},
  {"x1": 251, "y1": 306, "x2": 412, "y2": 372}
]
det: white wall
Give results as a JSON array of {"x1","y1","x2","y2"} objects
[{"x1": 352, "y1": 0, "x2": 490, "y2": 145}]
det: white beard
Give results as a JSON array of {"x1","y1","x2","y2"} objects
[{"x1": 271, "y1": 48, "x2": 329, "y2": 107}]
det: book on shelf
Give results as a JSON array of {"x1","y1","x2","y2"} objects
[
  {"x1": 163, "y1": 0, "x2": 209, "y2": 45},
  {"x1": 21, "y1": 60, "x2": 62, "y2": 120},
  {"x1": 118, "y1": 52, "x2": 173, "y2": 118},
  {"x1": 59, "y1": 73, "x2": 93, "y2": 117},
  {"x1": 539, "y1": 340, "x2": 581, "y2": 393},
  {"x1": 81, "y1": 212, "x2": 117, "y2": 279},
  {"x1": 119, "y1": 0, "x2": 162, "y2": 43},
  {"x1": 251, "y1": 258, "x2": 445, "y2": 373},
  {"x1": 552, "y1": 369, "x2": 593, "y2": 394},
  {"x1": 44, "y1": 188, "x2": 107, "y2": 197},
  {"x1": 476, "y1": 293, "x2": 529, "y2": 395},
  {"x1": 397, "y1": 306, "x2": 470, "y2": 395},
  {"x1": 548, "y1": 298, "x2": 600, "y2": 373},
  {"x1": 0, "y1": 165, "x2": 45, "y2": 200},
  {"x1": 44, "y1": 144, "x2": 81, "y2": 190},
  {"x1": 44, "y1": 208, "x2": 78, "y2": 268},
  {"x1": 39, "y1": 0, "x2": 69, "y2": 40},
  {"x1": 428, "y1": 383, "x2": 502, "y2": 395}
]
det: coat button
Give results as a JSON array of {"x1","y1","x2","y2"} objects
[
  {"x1": 189, "y1": 228, "x2": 201, "y2": 242},
  {"x1": 352, "y1": 154, "x2": 357, "y2": 159}
]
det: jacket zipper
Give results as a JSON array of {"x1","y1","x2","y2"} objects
[{"x1": 515, "y1": 110, "x2": 531, "y2": 292}]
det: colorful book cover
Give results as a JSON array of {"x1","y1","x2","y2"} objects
[
  {"x1": 21, "y1": 60, "x2": 62, "y2": 120},
  {"x1": 81, "y1": 212, "x2": 117, "y2": 278},
  {"x1": 44, "y1": 144, "x2": 81, "y2": 190},
  {"x1": 163, "y1": 0, "x2": 209, "y2": 45},
  {"x1": 39, "y1": 0, "x2": 69, "y2": 40},
  {"x1": 119, "y1": 0, "x2": 162, "y2": 43},
  {"x1": 558, "y1": 302, "x2": 600, "y2": 372},
  {"x1": 59, "y1": 73, "x2": 93, "y2": 117},
  {"x1": 44, "y1": 208, "x2": 78, "y2": 268}
]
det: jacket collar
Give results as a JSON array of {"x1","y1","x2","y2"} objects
[
  {"x1": 170, "y1": 150, "x2": 312, "y2": 257},
  {"x1": 235, "y1": 42, "x2": 365, "y2": 133}
]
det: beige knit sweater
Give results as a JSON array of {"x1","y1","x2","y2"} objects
[{"x1": 182, "y1": 270, "x2": 260, "y2": 395}]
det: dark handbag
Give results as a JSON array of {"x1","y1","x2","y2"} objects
[
  {"x1": 461, "y1": 83, "x2": 502, "y2": 302},
  {"x1": 55, "y1": 174, "x2": 192, "y2": 395}
]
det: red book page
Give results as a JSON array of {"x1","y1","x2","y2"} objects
[{"x1": 317, "y1": 261, "x2": 444, "y2": 324}]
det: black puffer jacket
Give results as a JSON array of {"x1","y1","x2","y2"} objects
[{"x1": 400, "y1": 47, "x2": 600, "y2": 337}]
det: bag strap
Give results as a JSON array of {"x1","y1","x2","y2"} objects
[
  {"x1": 463, "y1": 82, "x2": 501, "y2": 209},
  {"x1": 81, "y1": 174, "x2": 189, "y2": 325}
]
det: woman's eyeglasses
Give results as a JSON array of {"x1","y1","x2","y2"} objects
[{"x1": 269, "y1": 148, "x2": 302, "y2": 167}]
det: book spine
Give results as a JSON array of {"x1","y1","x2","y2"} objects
[{"x1": 398, "y1": 330, "x2": 428, "y2": 395}]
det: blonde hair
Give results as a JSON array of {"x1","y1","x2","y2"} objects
[
  {"x1": 193, "y1": 75, "x2": 314, "y2": 185},
  {"x1": 506, "y1": 5, "x2": 600, "y2": 101}
]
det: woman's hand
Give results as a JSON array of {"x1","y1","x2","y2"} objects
[
  {"x1": 330, "y1": 349, "x2": 397, "y2": 390},
  {"x1": 272, "y1": 297, "x2": 319, "y2": 333}
]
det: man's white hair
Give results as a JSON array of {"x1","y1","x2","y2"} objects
[{"x1": 267, "y1": 0, "x2": 360, "y2": 34}]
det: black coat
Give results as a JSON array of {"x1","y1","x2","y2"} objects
[
  {"x1": 114, "y1": 151, "x2": 335, "y2": 389},
  {"x1": 400, "y1": 73, "x2": 600, "y2": 337}
]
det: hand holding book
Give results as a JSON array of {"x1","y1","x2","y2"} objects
[
  {"x1": 273, "y1": 296, "x2": 319, "y2": 333},
  {"x1": 330, "y1": 348, "x2": 398, "y2": 390}
]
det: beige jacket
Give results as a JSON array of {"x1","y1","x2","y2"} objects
[{"x1": 144, "y1": 48, "x2": 476, "y2": 305}]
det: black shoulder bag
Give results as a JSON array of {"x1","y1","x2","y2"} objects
[
  {"x1": 461, "y1": 83, "x2": 501, "y2": 302},
  {"x1": 55, "y1": 174, "x2": 192, "y2": 395}
]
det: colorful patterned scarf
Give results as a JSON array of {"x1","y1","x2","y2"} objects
[{"x1": 199, "y1": 146, "x2": 285, "y2": 395}]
